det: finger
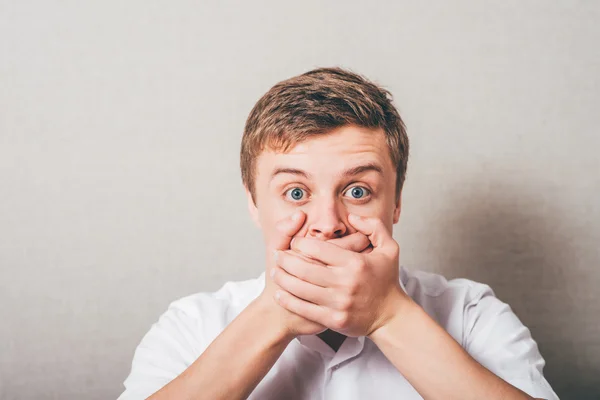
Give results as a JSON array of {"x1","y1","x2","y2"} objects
[
  {"x1": 276, "y1": 250, "x2": 335, "y2": 287},
  {"x1": 293, "y1": 250, "x2": 326, "y2": 266},
  {"x1": 327, "y1": 232, "x2": 371, "y2": 253},
  {"x1": 269, "y1": 210, "x2": 306, "y2": 252},
  {"x1": 275, "y1": 289, "x2": 331, "y2": 327},
  {"x1": 347, "y1": 214, "x2": 395, "y2": 251},
  {"x1": 271, "y1": 264, "x2": 331, "y2": 306},
  {"x1": 291, "y1": 237, "x2": 358, "y2": 267},
  {"x1": 362, "y1": 244, "x2": 374, "y2": 254}
]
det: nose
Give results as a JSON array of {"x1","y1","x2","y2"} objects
[{"x1": 305, "y1": 199, "x2": 348, "y2": 240}]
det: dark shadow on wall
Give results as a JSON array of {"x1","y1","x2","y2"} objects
[{"x1": 424, "y1": 179, "x2": 599, "y2": 400}]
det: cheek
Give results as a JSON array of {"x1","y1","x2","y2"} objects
[
  {"x1": 257, "y1": 197, "x2": 290, "y2": 225},
  {"x1": 346, "y1": 199, "x2": 386, "y2": 218}
]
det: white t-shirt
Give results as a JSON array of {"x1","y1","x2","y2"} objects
[{"x1": 118, "y1": 267, "x2": 558, "y2": 399}]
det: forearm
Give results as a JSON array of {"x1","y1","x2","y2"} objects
[
  {"x1": 149, "y1": 296, "x2": 293, "y2": 400},
  {"x1": 369, "y1": 299, "x2": 534, "y2": 400}
]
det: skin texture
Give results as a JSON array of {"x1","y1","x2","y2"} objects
[
  {"x1": 248, "y1": 125, "x2": 401, "y2": 241},
  {"x1": 148, "y1": 125, "x2": 543, "y2": 400},
  {"x1": 247, "y1": 125, "x2": 403, "y2": 339}
]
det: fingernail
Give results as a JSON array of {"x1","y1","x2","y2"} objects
[
  {"x1": 273, "y1": 249, "x2": 279, "y2": 261},
  {"x1": 275, "y1": 290, "x2": 281, "y2": 301},
  {"x1": 270, "y1": 268, "x2": 276, "y2": 278}
]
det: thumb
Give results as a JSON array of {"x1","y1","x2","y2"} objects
[
  {"x1": 347, "y1": 214, "x2": 394, "y2": 251},
  {"x1": 271, "y1": 210, "x2": 306, "y2": 251},
  {"x1": 327, "y1": 232, "x2": 371, "y2": 253}
]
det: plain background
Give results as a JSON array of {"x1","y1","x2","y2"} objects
[{"x1": 1, "y1": 1, "x2": 599, "y2": 399}]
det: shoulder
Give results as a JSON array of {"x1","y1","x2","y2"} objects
[
  {"x1": 401, "y1": 268, "x2": 557, "y2": 399},
  {"x1": 138, "y1": 274, "x2": 265, "y2": 366},
  {"x1": 400, "y1": 266, "x2": 501, "y2": 344},
  {"x1": 118, "y1": 273, "x2": 265, "y2": 399},
  {"x1": 162, "y1": 272, "x2": 265, "y2": 336},
  {"x1": 401, "y1": 266, "x2": 493, "y2": 307},
  {"x1": 137, "y1": 272, "x2": 264, "y2": 356}
]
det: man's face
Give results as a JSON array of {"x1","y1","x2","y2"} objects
[{"x1": 247, "y1": 125, "x2": 402, "y2": 247}]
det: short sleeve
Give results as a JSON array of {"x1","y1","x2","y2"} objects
[
  {"x1": 117, "y1": 304, "x2": 203, "y2": 400},
  {"x1": 463, "y1": 285, "x2": 559, "y2": 400}
]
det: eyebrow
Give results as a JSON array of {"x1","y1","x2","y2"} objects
[{"x1": 270, "y1": 162, "x2": 384, "y2": 182}]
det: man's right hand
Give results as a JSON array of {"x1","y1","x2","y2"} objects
[
  {"x1": 147, "y1": 210, "x2": 373, "y2": 400},
  {"x1": 258, "y1": 210, "x2": 326, "y2": 337}
]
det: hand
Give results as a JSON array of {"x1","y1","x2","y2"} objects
[
  {"x1": 257, "y1": 210, "x2": 326, "y2": 337},
  {"x1": 271, "y1": 214, "x2": 408, "y2": 337},
  {"x1": 327, "y1": 232, "x2": 373, "y2": 254},
  {"x1": 258, "y1": 212, "x2": 374, "y2": 338}
]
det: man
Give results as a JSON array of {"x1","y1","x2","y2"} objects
[{"x1": 118, "y1": 68, "x2": 558, "y2": 399}]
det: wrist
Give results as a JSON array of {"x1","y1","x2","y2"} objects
[
  {"x1": 253, "y1": 292, "x2": 297, "y2": 343},
  {"x1": 368, "y1": 290, "x2": 417, "y2": 341}
]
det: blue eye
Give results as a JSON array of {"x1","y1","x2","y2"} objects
[
  {"x1": 285, "y1": 187, "x2": 306, "y2": 201},
  {"x1": 344, "y1": 186, "x2": 370, "y2": 199}
]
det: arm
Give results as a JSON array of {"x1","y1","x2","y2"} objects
[
  {"x1": 148, "y1": 295, "x2": 292, "y2": 400},
  {"x1": 369, "y1": 296, "x2": 540, "y2": 400},
  {"x1": 271, "y1": 214, "x2": 552, "y2": 400},
  {"x1": 142, "y1": 210, "x2": 324, "y2": 399},
  {"x1": 121, "y1": 210, "x2": 366, "y2": 399}
]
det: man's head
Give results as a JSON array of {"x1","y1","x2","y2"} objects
[{"x1": 240, "y1": 67, "x2": 409, "y2": 242}]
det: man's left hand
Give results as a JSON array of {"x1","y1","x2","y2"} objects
[{"x1": 271, "y1": 214, "x2": 409, "y2": 337}]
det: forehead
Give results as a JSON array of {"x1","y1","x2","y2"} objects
[{"x1": 256, "y1": 125, "x2": 394, "y2": 180}]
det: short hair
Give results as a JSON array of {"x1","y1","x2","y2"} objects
[{"x1": 240, "y1": 67, "x2": 409, "y2": 204}]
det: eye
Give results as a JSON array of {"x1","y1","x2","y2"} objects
[
  {"x1": 343, "y1": 185, "x2": 371, "y2": 199},
  {"x1": 285, "y1": 187, "x2": 306, "y2": 201}
]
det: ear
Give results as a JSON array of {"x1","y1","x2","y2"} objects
[
  {"x1": 245, "y1": 187, "x2": 261, "y2": 229},
  {"x1": 393, "y1": 191, "x2": 402, "y2": 224}
]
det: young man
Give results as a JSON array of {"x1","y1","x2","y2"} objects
[{"x1": 118, "y1": 68, "x2": 558, "y2": 399}]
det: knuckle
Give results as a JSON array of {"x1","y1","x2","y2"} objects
[
  {"x1": 350, "y1": 256, "x2": 366, "y2": 273},
  {"x1": 331, "y1": 312, "x2": 349, "y2": 330},
  {"x1": 347, "y1": 280, "x2": 360, "y2": 296},
  {"x1": 338, "y1": 295, "x2": 353, "y2": 311}
]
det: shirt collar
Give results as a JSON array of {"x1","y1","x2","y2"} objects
[{"x1": 399, "y1": 265, "x2": 409, "y2": 294}]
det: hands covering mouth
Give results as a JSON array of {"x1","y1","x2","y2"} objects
[{"x1": 264, "y1": 210, "x2": 408, "y2": 339}]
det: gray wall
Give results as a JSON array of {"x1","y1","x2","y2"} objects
[{"x1": 1, "y1": 1, "x2": 598, "y2": 399}]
